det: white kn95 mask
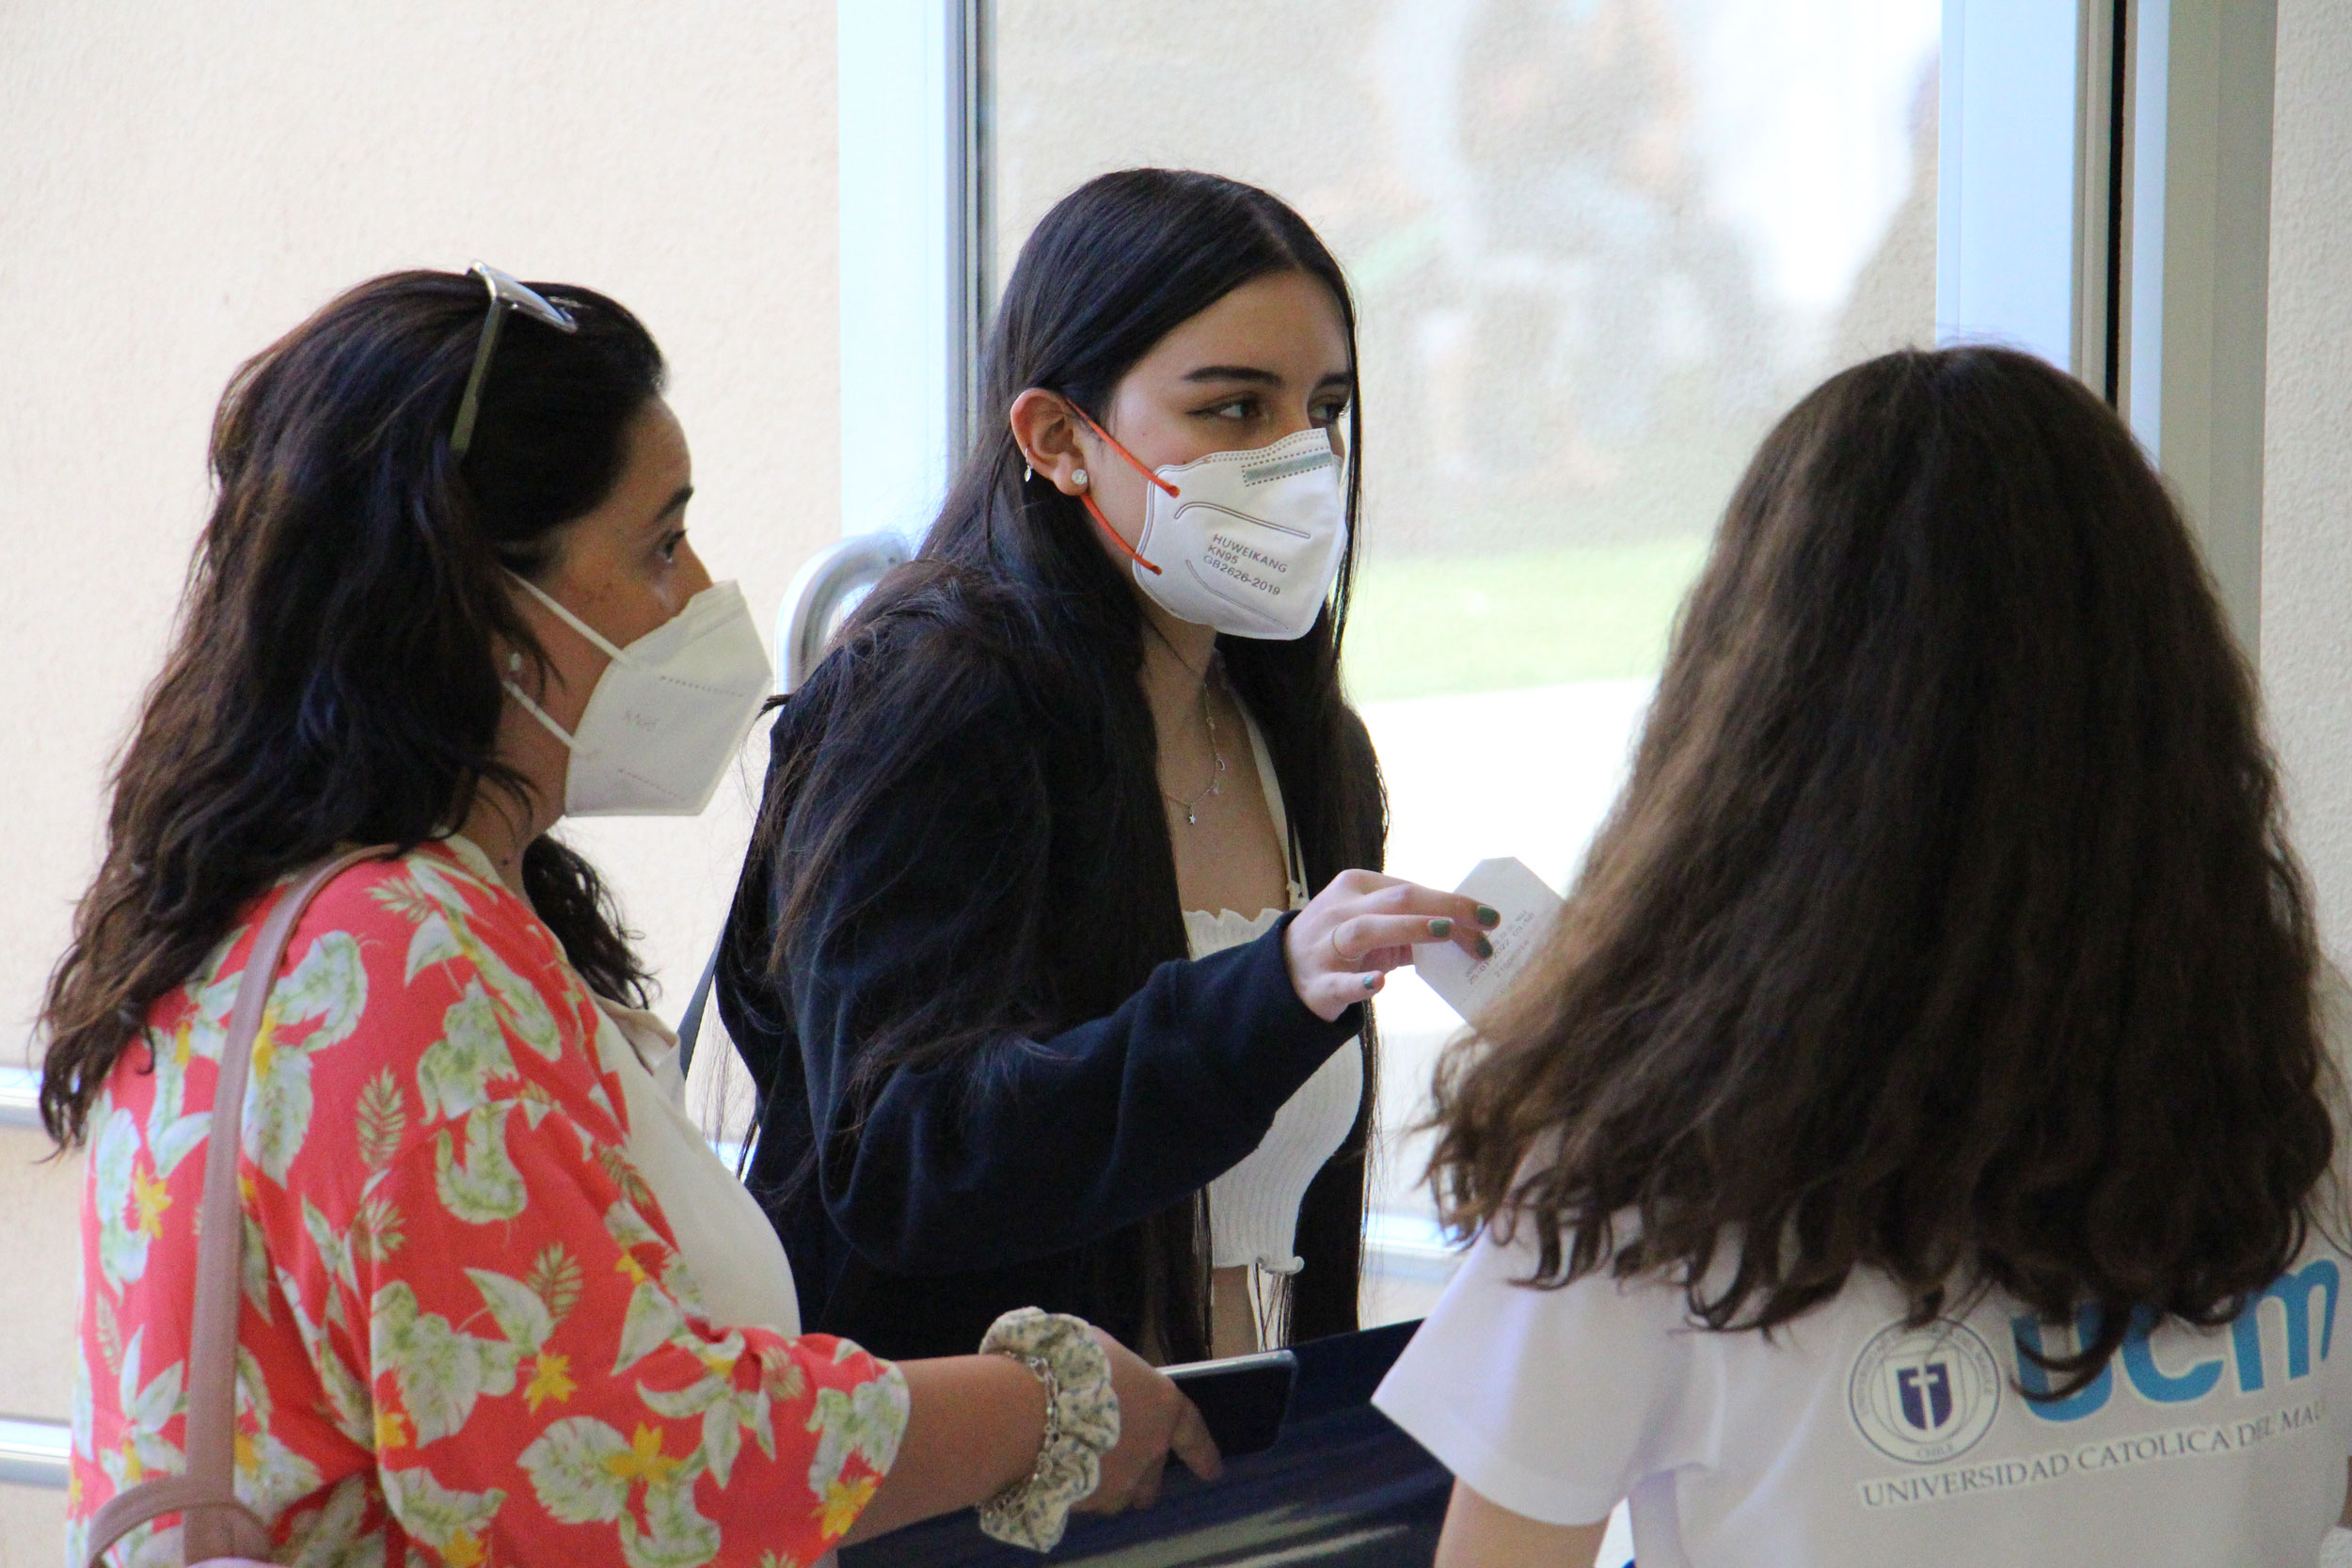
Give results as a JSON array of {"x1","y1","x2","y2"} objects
[
  {"x1": 502, "y1": 572, "x2": 773, "y2": 817},
  {"x1": 1075, "y1": 415, "x2": 1349, "y2": 641}
]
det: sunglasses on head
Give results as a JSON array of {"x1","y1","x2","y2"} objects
[{"x1": 450, "y1": 261, "x2": 578, "y2": 461}]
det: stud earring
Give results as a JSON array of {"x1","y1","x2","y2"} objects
[{"x1": 1073, "y1": 468, "x2": 1089, "y2": 487}]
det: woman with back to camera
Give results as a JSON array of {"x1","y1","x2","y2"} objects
[
  {"x1": 715, "y1": 168, "x2": 1498, "y2": 1365},
  {"x1": 1374, "y1": 345, "x2": 2352, "y2": 1566},
  {"x1": 43, "y1": 266, "x2": 1213, "y2": 1568}
]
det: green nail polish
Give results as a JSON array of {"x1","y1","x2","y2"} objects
[
  {"x1": 1475, "y1": 935, "x2": 1495, "y2": 959},
  {"x1": 1362, "y1": 974, "x2": 1378, "y2": 991},
  {"x1": 1428, "y1": 917, "x2": 1453, "y2": 939},
  {"x1": 1476, "y1": 905, "x2": 1502, "y2": 928}
]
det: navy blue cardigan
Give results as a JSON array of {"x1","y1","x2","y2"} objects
[{"x1": 715, "y1": 617, "x2": 1370, "y2": 1362}]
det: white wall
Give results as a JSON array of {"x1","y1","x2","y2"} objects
[
  {"x1": 0, "y1": 3, "x2": 843, "y2": 1052},
  {"x1": 2262, "y1": 0, "x2": 2352, "y2": 968},
  {"x1": 0, "y1": 7, "x2": 838, "y2": 1561}
]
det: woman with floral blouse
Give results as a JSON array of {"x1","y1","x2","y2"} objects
[{"x1": 40, "y1": 268, "x2": 1214, "y2": 1568}]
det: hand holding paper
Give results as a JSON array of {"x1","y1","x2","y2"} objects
[
  {"x1": 1413, "y1": 858, "x2": 1565, "y2": 1022},
  {"x1": 1281, "y1": 871, "x2": 1500, "y2": 1021}
]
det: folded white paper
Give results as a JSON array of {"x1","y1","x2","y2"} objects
[{"x1": 1415, "y1": 857, "x2": 1565, "y2": 1022}]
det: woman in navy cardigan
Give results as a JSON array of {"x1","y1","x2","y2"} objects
[{"x1": 716, "y1": 170, "x2": 1493, "y2": 1365}]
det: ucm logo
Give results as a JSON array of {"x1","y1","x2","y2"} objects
[{"x1": 2010, "y1": 1258, "x2": 2341, "y2": 1421}]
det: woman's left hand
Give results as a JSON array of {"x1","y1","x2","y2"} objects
[{"x1": 1076, "y1": 1328, "x2": 1223, "y2": 1513}]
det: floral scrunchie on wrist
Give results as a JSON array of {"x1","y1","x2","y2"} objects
[{"x1": 976, "y1": 1307, "x2": 1121, "y2": 1550}]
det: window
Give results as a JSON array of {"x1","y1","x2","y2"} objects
[
  {"x1": 840, "y1": 0, "x2": 2189, "y2": 1323},
  {"x1": 988, "y1": 0, "x2": 1940, "y2": 1318}
]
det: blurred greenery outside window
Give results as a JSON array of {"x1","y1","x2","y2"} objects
[{"x1": 993, "y1": 0, "x2": 1940, "y2": 703}]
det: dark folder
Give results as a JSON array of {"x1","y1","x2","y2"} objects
[{"x1": 840, "y1": 1319, "x2": 1451, "y2": 1568}]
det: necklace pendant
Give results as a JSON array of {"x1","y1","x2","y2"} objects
[{"x1": 1185, "y1": 806, "x2": 1198, "y2": 826}]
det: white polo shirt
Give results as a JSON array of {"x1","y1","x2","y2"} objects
[{"x1": 1375, "y1": 1222, "x2": 2352, "y2": 1566}]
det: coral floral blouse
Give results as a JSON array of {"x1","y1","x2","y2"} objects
[{"x1": 69, "y1": 839, "x2": 907, "y2": 1568}]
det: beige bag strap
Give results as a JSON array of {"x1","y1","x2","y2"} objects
[{"x1": 86, "y1": 846, "x2": 396, "y2": 1568}]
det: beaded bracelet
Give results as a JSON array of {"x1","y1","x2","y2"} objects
[{"x1": 976, "y1": 1307, "x2": 1121, "y2": 1550}]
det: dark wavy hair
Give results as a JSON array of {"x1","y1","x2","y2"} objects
[
  {"x1": 1430, "y1": 345, "x2": 2333, "y2": 1395},
  {"x1": 40, "y1": 269, "x2": 663, "y2": 1145},
  {"x1": 744, "y1": 168, "x2": 1385, "y2": 1354}
]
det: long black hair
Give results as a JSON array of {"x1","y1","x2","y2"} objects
[
  {"x1": 751, "y1": 169, "x2": 1387, "y2": 1353},
  {"x1": 41, "y1": 270, "x2": 663, "y2": 1144},
  {"x1": 1432, "y1": 346, "x2": 2332, "y2": 1396}
]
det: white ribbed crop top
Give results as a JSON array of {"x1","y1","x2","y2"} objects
[{"x1": 1186, "y1": 710, "x2": 1365, "y2": 1285}]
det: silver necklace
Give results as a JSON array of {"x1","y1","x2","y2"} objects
[{"x1": 1150, "y1": 628, "x2": 1228, "y2": 826}]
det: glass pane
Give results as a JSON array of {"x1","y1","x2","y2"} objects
[{"x1": 994, "y1": 0, "x2": 1940, "y2": 1319}]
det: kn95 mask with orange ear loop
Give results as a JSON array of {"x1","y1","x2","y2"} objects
[{"x1": 1069, "y1": 408, "x2": 1349, "y2": 642}]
